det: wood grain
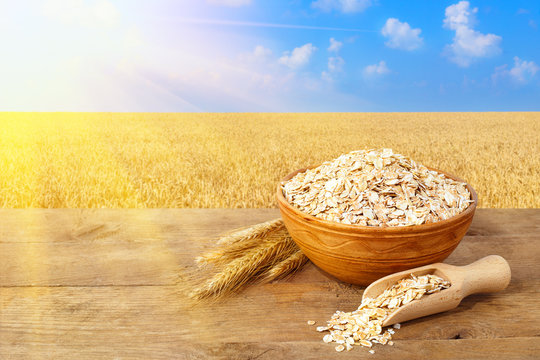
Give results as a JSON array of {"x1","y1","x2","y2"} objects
[{"x1": 0, "y1": 209, "x2": 539, "y2": 359}]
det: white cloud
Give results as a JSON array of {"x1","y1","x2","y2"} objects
[
  {"x1": 381, "y1": 18, "x2": 423, "y2": 51},
  {"x1": 206, "y1": 0, "x2": 252, "y2": 6},
  {"x1": 508, "y1": 57, "x2": 538, "y2": 82},
  {"x1": 238, "y1": 45, "x2": 273, "y2": 64},
  {"x1": 311, "y1": 0, "x2": 371, "y2": 14},
  {"x1": 443, "y1": 1, "x2": 476, "y2": 30},
  {"x1": 328, "y1": 56, "x2": 345, "y2": 72},
  {"x1": 443, "y1": 1, "x2": 501, "y2": 67},
  {"x1": 363, "y1": 61, "x2": 389, "y2": 76},
  {"x1": 253, "y1": 45, "x2": 272, "y2": 59},
  {"x1": 278, "y1": 43, "x2": 317, "y2": 69},
  {"x1": 445, "y1": 27, "x2": 501, "y2": 67},
  {"x1": 322, "y1": 56, "x2": 345, "y2": 81},
  {"x1": 492, "y1": 57, "x2": 539, "y2": 85},
  {"x1": 328, "y1": 38, "x2": 343, "y2": 52}
]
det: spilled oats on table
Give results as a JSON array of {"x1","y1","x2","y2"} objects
[{"x1": 309, "y1": 273, "x2": 451, "y2": 353}]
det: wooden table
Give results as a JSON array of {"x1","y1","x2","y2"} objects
[{"x1": 1, "y1": 209, "x2": 539, "y2": 359}]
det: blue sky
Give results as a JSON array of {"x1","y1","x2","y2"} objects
[{"x1": 1, "y1": 0, "x2": 539, "y2": 111}]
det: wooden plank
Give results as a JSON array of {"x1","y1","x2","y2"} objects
[
  {"x1": 0, "y1": 209, "x2": 280, "y2": 286},
  {"x1": 1, "y1": 339, "x2": 539, "y2": 360},
  {"x1": 0, "y1": 210, "x2": 538, "y2": 286},
  {"x1": 1, "y1": 283, "x2": 537, "y2": 342},
  {"x1": 1, "y1": 286, "x2": 539, "y2": 359},
  {"x1": 0, "y1": 233, "x2": 537, "y2": 287},
  {"x1": 0, "y1": 209, "x2": 538, "y2": 245},
  {"x1": 0, "y1": 209, "x2": 281, "y2": 243},
  {"x1": 465, "y1": 209, "x2": 540, "y2": 236}
]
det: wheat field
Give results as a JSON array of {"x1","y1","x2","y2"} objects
[{"x1": 0, "y1": 112, "x2": 538, "y2": 208}]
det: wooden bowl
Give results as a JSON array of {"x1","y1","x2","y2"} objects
[{"x1": 276, "y1": 167, "x2": 478, "y2": 286}]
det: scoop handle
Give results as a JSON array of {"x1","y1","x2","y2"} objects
[{"x1": 461, "y1": 255, "x2": 511, "y2": 297}]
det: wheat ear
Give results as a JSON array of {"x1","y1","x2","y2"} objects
[
  {"x1": 262, "y1": 249, "x2": 309, "y2": 282},
  {"x1": 195, "y1": 218, "x2": 285, "y2": 266},
  {"x1": 215, "y1": 218, "x2": 284, "y2": 245},
  {"x1": 189, "y1": 234, "x2": 297, "y2": 300},
  {"x1": 195, "y1": 236, "x2": 262, "y2": 266}
]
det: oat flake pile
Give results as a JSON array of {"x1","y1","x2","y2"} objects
[
  {"x1": 309, "y1": 273, "x2": 451, "y2": 353},
  {"x1": 282, "y1": 149, "x2": 473, "y2": 227}
]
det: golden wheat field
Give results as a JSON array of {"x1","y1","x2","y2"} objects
[{"x1": 0, "y1": 112, "x2": 538, "y2": 208}]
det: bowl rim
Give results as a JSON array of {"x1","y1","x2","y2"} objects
[{"x1": 276, "y1": 165, "x2": 478, "y2": 233}]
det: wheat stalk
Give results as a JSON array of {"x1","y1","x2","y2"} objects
[
  {"x1": 216, "y1": 218, "x2": 284, "y2": 246},
  {"x1": 189, "y1": 234, "x2": 297, "y2": 300},
  {"x1": 263, "y1": 249, "x2": 309, "y2": 282}
]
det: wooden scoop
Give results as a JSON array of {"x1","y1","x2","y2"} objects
[{"x1": 362, "y1": 255, "x2": 511, "y2": 327}]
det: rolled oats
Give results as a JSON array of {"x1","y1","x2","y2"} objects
[
  {"x1": 315, "y1": 273, "x2": 450, "y2": 353},
  {"x1": 282, "y1": 149, "x2": 472, "y2": 227}
]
